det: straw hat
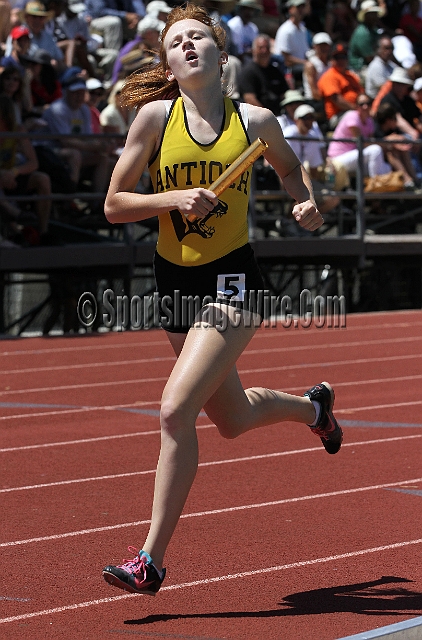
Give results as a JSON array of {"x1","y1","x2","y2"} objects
[
  {"x1": 389, "y1": 66, "x2": 413, "y2": 85},
  {"x1": 357, "y1": 0, "x2": 383, "y2": 22},
  {"x1": 236, "y1": 0, "x2": 263, "y2": 11},
  {"x1": 280, "y1": 89, "x2": 305, "y2": 107},
  {"x1": 22, "y1": 0, "x2": 54, "y2": 19}
]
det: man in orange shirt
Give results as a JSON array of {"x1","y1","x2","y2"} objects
[{"x1": 317, "y1": 44, "x2": 364, "y2": 128}]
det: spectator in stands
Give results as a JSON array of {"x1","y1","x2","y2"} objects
[
  {"x1": 365, "y1": 36, "x2": 397, "y2": 99},
  {"x1": 399, "y1": 0, "x2": 422, "y2": 61},
  {"x1": 303, "y1": 32, "x2": 332, "y2": 101},
  {"x1": 0, "y1": 65, "x2": 32, "y2": 122},
  {"x1": 380, "y1": 65, "x2": 422, "y2": 138},
  {"x1": 145, "y1": 0, "x2": 171, "y2": 22},
  {"x1": 111, "y1": 14, "x2": 164, "y2": 83},
  {"x1": 374, "y1": 102, "x2": 418, "y2": 186},
  {"x1": 22, "y1": 0, "x2": 66, "y2": 69},
  {"x1": 0, "y1": 25, "x2": 31, "y2": 72},
  {"x1": 277, "y1": 89, "x2": 307, "y2": 131},
  {"x1": 44, "y1": 0, "x2": 96, "y2": 76},
  {"x1": 99, "y1": 78, "x2": 135, "y2": 137},
  {"x1": 284, "y1": 104, "x2": 341, "y2": 216},
  {"x1": 277, "y1": 88, "x2": 325, "y2": 139},
  {"x1": 274, "y1": 0, "x2": 310, "y2": 88},
  {"x1": 348, "y1": 0, "x2": 383, "y2": 74},
  {"x1": 324, "y1": 0, "x2": 357, "y2": 45},
  {"x1": 43, "y1": 78, "x2": 111, "y2": 193},
  {"x1": 328, "y1": 93, "x2": 392, "y2": 177},
  {"x1": 21, "y1": 48, "x2": 62, "y2": 111},
  {"x1": 0, "y1": 94, "x2": 51, "y2": 237},
  {"x1": 227, "y1": 0, "x2": 261, "y2": 61},
  {"x1": 254, "y1": 0, "x2": 280, "y2": 38},
  {"x1": 318, "y1": 43, "x2": 364, "y2": 129},
  {"x1": 85, "y1": 76, "x2": 105, "y2": 133},
  {"x1": 86, "y1": 0, "x2": 145, "y2": 52},
  {"x1": 239, "y1": 33, "x2": 289, "y2": 115}
]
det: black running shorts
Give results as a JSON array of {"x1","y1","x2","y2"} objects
[{"x1": 153, "y1": 243, "x2": 267, "y2": 333}]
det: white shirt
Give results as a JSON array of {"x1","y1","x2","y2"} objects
[
  {"x1": 302, "y1": 54, "x2": 329, "y2": 100},
  {"x1": 365, "y1": 56, "x2": 397, "y2": 99},
  {"x1": 283, "y1": 123, "x2": 323, "y2": 168},
  {"x1": 274, "y1": 19, "x2": 309, "y2": 61},
  {"x1": 227, "y1": 15, "x2": 258, "y2": 56}
]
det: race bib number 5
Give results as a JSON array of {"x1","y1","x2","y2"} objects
[{"x1": 216, "y1": 273, "x2": 246, "y2": 302}]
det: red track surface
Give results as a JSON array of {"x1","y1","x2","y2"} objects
[{"x1": 1, "y1": 310, "x2": 422, "y2": 640}]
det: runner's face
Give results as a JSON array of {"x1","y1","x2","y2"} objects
[{"x1": 164, "y1": 19, "x2": 226, "y2": 84}]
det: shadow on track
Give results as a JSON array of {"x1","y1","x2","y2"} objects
[{"x1": 124, "y1": 575, "x2": 422, "y2": 625}]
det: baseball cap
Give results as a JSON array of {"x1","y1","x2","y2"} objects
[
  {"x1": 312, "y1": 32, "x2": 332, "y2": 46},
  {"x1": 137, "y1": 15, "x2": 165, "y2": 35},
  {"x1": 286, "y1": 0, "x2": 306, "y2": 6},
  {"x1": 145, "y1": 0, "x2": 171, "y2": 15},
  {"x1": 10, "y1": 25, "x2": 30, "y2": 39},
  {"x1": 68, "y1": 2, "x2": 86, "y2": 12},
  {"x1": 332, "y1": 43, "x2": 348, "y2": 58},
  {"x1": 67, "y1": 80, "x2": 87, "y2": 91},
  {"x1": 86, "y1": 78, "x2": 104, "y2": 91},
  {"x1": 294, "y1": 104, "x2": 315, "y2": 119}
]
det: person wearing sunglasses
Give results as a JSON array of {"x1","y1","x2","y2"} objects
[
  {"x1": 365, "y1": 37, "x2": 398, "y2": 100},
  {"x1": 327, "y1": 94, "x2": 391, "y2": 178}
]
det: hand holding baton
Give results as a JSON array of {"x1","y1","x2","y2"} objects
[{"x1": 185, "y1": 137, "x2": 268, "y2": 222}]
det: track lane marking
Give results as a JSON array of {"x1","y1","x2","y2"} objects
[
  {"x1": 1, "y1": 353, "x2": 422, "y2": 397},
  {"x1": 3, "y1": 335, "x2": 422, "y2": 375},
  {"x1": 0, "y1": 537, "x2": 421, "y2": 623},
  {"x1": 2, "y1": 394, "x2": 422, "y2": 423},
  {"x1": 1, "y1": 318, "x2": 421, "y2": 358},
  {"x1": 1, "y1": 436, "x2": 422, "y2": 492}
]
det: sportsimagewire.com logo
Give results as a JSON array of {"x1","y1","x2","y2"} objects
[{"x1": 77, "y1": 288, "x2": 347, "y2": 331}]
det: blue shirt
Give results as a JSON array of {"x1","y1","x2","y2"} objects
[{"x1": 85, "y1": 0, "x2": 145, "y2": 20}]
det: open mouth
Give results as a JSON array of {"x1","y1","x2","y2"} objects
[{"x1": 186, "y1": 52, "x2": 198, "y2": 62}]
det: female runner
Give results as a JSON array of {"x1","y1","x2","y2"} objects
[{"x1": 102, "y1": 3, "x2": 343, "y2": 596}]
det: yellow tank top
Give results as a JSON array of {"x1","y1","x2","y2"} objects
[{"x1": 149, "y1": 97, "x2": 251, "y2": 266}]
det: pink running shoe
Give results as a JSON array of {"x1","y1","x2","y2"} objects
[{"x1": 103, "y1": 548, "x2": 165, "y2": 596}]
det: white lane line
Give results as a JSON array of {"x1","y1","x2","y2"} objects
[
  {"x1": 3, "y1": 394, "x2": 422, "y2": 424},
  {"x1": 1, "y1": 537, "x2": 422, "y2": 624},
  {"x1": 0, "y1": 422, "x2": 214, "y2": 453},
  {"x1": 1, "y1": 317, "x2": 422, "y2": 358},
  {"x1": 4, "y1": 335, "x2": 422, "y2": 375},
  {"x1": 4, "y1": 356, "x2": 176, "y2": 375},
  {"x1": 0, "y1": 396, "x2": 422, "y2": 453},
  {"x1": 2, "y1": 352, "x2": 422, "y2": 398},
  {"x1": 0, "y1": 399, "x2": 164, "y2": 422},
  {"x1": 3, "y1": 372, "x2": 422, "y2": 425},
  {"x1": 1, "y1": 438, "x2": 421, "y2": 495},
  {"x1": 337, "y1": 400, "x2": 422, "y2": 413},
  {"x1": 2, "y1": 475, "x2": 422, "y2": 548}
]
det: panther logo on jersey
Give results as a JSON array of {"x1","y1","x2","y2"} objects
[{"x1": 170, "y1": 198, "x2": 228, "y2": 241}]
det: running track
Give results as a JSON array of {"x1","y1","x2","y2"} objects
[{"x1": 1, "y1": 310, "x2": 422, "y2": 640}]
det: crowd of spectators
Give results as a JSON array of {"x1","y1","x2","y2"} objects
[{"x1": 1, "y1": 0, "x2": 422, "y2": 245}]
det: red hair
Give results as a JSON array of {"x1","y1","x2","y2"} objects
[{"x1": 121, "y1": 3, "x2": 226, "y2": 109}]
